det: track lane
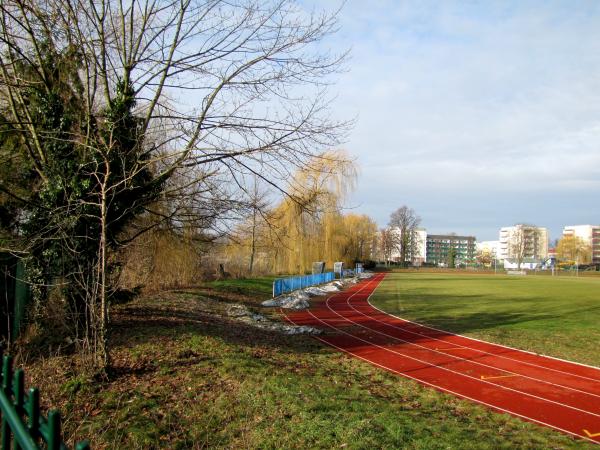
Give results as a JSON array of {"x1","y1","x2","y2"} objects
[
  {"x1": 283, "y1": 273, "x2": 600, "y2": 444},
  {"x1": 340, "y1": 289, "x2": 600, "y2": 401},
  {"x1": 365, "y1": 299, "x2": 600, "y2": 382},
  {"x1": 328, "y1": 301, "x2": 600, "y2": 414}
]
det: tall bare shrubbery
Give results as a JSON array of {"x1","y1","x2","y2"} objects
[{"x1": 119, "y1": 230, "x2": 205, "y2": 292}]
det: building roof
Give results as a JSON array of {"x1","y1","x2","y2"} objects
[{"x1": 427, "y1": 234, "x2": 476, "y2": 240}]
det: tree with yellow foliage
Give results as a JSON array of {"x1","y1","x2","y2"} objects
[
  {"x1": 269, "y1": 151, "x2": 356, "y2": 273},
  {"x1": 556, "y1": 235, "x2": 592, "y2": 264},
  {"x1": 340, "y1": 214, "x2": 379, "y2": 262},
  {"x1": 223, "y1": 150, "x2": 380, "y2": 275}
]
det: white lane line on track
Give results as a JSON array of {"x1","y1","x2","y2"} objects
[
  {"x1": 365, "y1": 274, "x2": 600, "y2": 384},
  {"x1": 339, "y1": 287, "x2": 600, "y2": 401},
  {"x1": 312, "y1": 276, "x2": 600, "y2": 420},
  {"x1": 287, "y1": 322, "x2": 597, "y2": 445}
]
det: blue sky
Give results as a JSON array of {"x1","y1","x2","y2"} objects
[{"x1": 322, "y1": 1, "x2": 600, "y2": 241}]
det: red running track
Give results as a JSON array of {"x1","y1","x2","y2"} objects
[{"x1": 283, "y1": 273, "x2": 600, "y2": 444}]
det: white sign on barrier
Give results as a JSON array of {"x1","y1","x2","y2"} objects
[{"x1": 333, "y1": 261, "x2": 344, "y2": 277}]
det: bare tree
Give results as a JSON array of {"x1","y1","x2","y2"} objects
[
  {"x1": 0, "y1": 0, "x2": 349, "y2": 368},
  {"x1": 237, "y1": 177, "x2": 271, "y2": 274},
  {"x1": 388, "y1": 206, "x2": 421, "y2": 266},
  {"x1": 378, "y1": 228, "x2": 395, "y2": 266},
  {"x1": 507, "y1": 224, "x2": 544, "y2": 270},
  {"x1": 247, "y1": 182, "x2": 264, "y2": 274}
]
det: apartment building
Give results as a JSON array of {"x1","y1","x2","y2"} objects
[
  {"x1": 562, "y1": 224, "x2": 600, "y2": 264},
  {"x1": 388, "y1": 227, "x2": 427, "y2": 265},
  {"x1": 498, "y1": 224, "x2": 548, "y2": 260},
  {"x1": 426, "y1": 234, "x2": 476, "y2": 266},
  {"x1": 498, "y1": 225, "x2": 548, "y2": 261}
]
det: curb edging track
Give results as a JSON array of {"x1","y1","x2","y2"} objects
[{"x1": 283, "y1": 273, "x2": 600, "y2": 445}]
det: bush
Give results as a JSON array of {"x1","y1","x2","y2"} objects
[{"x1": 361, "y1": 260, "x2": 377, "y2": 270}]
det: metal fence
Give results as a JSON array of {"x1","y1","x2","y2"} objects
[
  {"x1": 1, "y1": 254, "x2": 31, "y2": 343},
  {"x1": 273, "y1": 272, "x2": 335, "y2": 297},
  {"x1": 0, "y1": 352, "x2": 90, "y2": 450}
]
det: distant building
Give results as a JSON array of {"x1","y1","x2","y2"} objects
[
  {"x1": 388, "y1": 227, "x2": 427, "y2": 266},
  {"x1": 498, "y1": 225, "x2": 548, "y2": 263},
  {"x1": 426, "y1": 234, "x2": 476, "y2": 266},
  {"x1": 413, "y1": 228, "x2": 427, "y2": 266},
  {"x1": 562, "y1": 224, "x2": 600, "y2": 264}
]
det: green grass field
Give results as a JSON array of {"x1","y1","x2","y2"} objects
[{"x1": 370, "y1": 272, "x2": 600, "y2": 367}]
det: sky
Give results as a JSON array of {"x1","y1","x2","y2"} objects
[{"x1": 322, "y1": 1, "x2": 600, "y2": 241}]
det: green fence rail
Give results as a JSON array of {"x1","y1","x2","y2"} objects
[{"x1": 0, "y1": 351, "x2": 90, "y2": 450}]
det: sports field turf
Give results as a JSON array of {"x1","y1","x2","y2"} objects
[{"x1": 370, "y1": 272, "x2": 600, "y2": 367}]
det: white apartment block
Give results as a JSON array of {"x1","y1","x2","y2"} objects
[
  {"x1": 414, "y1": 228, "x2": 427, "y2": 265},
  {"x1": 498, "y1": 225, "x2": 548, "y2": 261},
  {"x1": 388, "y1": 227, "x2": 427, "y2": 265},
  {"x1": 562, "y1": 224, "x2": 600, "y2": 264}
]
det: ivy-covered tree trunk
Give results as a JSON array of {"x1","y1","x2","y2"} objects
[{"x1": 1, "y1": 39, "x2": 159, "y2": 369}]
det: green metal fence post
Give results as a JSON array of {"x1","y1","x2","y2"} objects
[
  {"x1": 47, "y1": 410, "x2": 61, "y2": 450},
  {"x1": 13, "y1": 369, "x2": 24, "y2": 450},
  {"x1": 2, "y1": 355, "x2": 12, "y2": 395},
  {"x1": 26, "y1": 388, "x2": 39, "y2": 441},
  {"x1": 13, "y1": 370, "x2": 24, "y2": 414},
  {"x1": 1, "y1": 409, "x2": 10, "y2": 449},
  {"x1": 12, "y1": 261, "x2": 30, "y2": 342},
  {"x1": 2, "y1": 355, "x2": 13, "y2": 449}
]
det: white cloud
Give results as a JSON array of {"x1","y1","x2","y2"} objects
[{"x1": 328, "y1": 1, "x2": 600, "y2": 238}]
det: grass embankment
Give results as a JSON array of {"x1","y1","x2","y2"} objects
[
  {"x1": 21, "y1": 277, "x2": 595, "y2": 449},
  {"x1": 371, "y1": 272, "x2": 600, "y2": 367},
  {"x1": 202, "y1": 277, "x2": 276, "y2": 298}
]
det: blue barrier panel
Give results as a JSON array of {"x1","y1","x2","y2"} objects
[{"x1": 273, "y1": 272, "x2": 335, "y2": 297}]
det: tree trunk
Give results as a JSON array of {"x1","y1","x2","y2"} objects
[
  {"x1": 97, "y1": 160, "x2": 111, "y2": 373},
  {"x1": 249, "y1": 208, "x2": 256, "y2": 274}
]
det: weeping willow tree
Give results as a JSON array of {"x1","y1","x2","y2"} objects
[
  {"x1": 341, "y1": 213, "x2": 379, "y2": 262},
  {"x1": 224, "y1": 151, "x2": 380, "y2": 275},
  {"x1": 269, "y1": 151, "x2": 355, "y2": 273}
]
